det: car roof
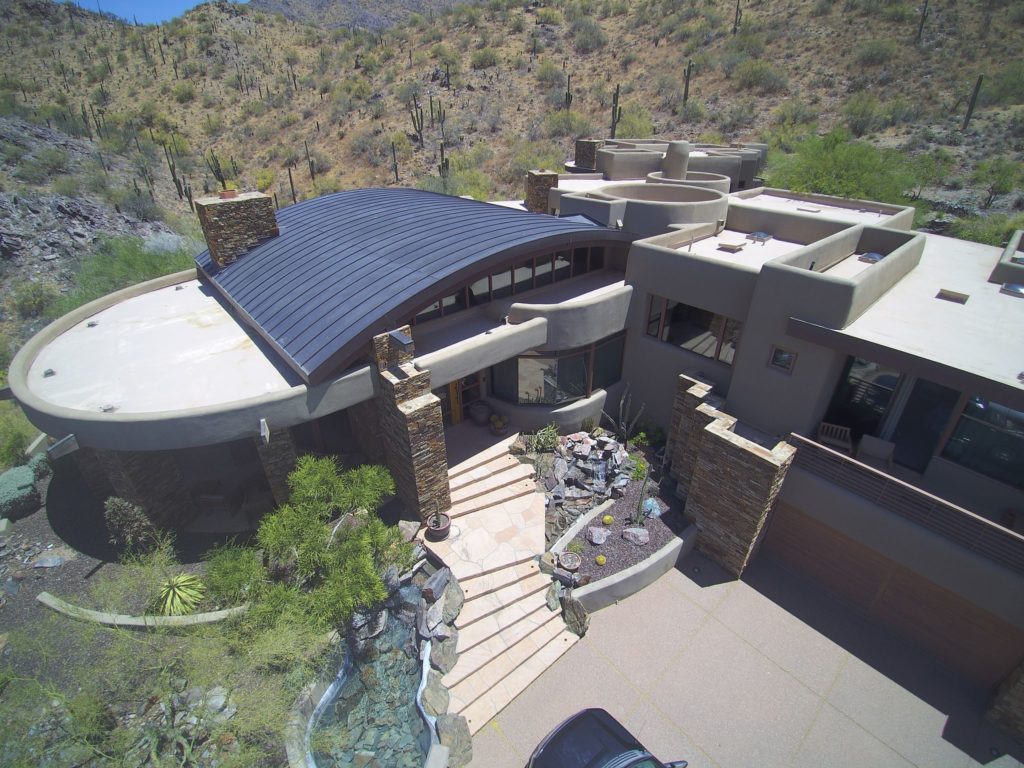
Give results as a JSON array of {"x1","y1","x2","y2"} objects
[{"x1": 531, "y1": 708, "x2": 648, "y2": 768}]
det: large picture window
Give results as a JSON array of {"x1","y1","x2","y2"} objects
[
  {"x1": 942, "y1": 397, "x2": 1024, "y2": 489},
  {"x1": 490, "y1": 334, "x2": 625, "y2": 406},
  {"x1": 645, "y1": 294, "x2": 742, "y2": 366}
]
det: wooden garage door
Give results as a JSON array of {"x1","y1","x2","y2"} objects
[{"x1": 761, "y1": 502, "x2": 1024, "y2": 689}]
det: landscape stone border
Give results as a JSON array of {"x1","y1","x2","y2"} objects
[
  {"x1": 549, "y1": 505, "x2": 698, "y2": 613},
  {"x1": 36, "y1": 591, "x2": 249, "y2": 628}
]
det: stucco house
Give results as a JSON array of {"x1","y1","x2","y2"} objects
[{"x1": 8, "y1": 137, "x2": 1024, "y2": 735}]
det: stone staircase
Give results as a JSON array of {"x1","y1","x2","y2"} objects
[{"x1": 420, "y1": 437, "x2": 579, "y2": 735}]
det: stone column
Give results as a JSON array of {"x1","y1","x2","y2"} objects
[
  {"x1": 346, "y1": 399, "x2": 385, "y2": 463},
  {"x1": 73, "y1": 447, "x2": 114, "y2": 502},
  {"x1": 372, "y1": 329, "x2": 452, "y2": 521},
  {"x1": 525, "y1": 170, "x2": 559, "y2": 214},
  {"x1": 666, "y1": 375, "x2": 714, "y2": 489},
  {"x1": 685, "y1": 420, "x2": 795, "y2": 578},
  {"x1": 254, "y1": 428, "x2": 297, "y2": 506},
  {"x1": 92, "y1": 449, "x2": 194, "y2": 528},
  {"x1": 194, "y1": 191, "x2": 279, "y2": 268},
  {"x1": 574, "y1": 139, "x2": 604, "y2": 171},
  {"x1": 987, "y1": 661, "x2": 1024, "y2": 743}
]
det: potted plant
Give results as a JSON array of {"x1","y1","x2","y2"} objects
[
  {"x1": 489, "y1": 413, "x2": 509, "y2": 436},
  {"x1": 468, "y1": 400, "x2": 492, "y2": 426},
  {"x1": 425, "y1": 511, "x2": 451, "y2": 542}
]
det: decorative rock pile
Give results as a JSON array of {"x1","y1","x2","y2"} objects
[{"x1": 544, "y1": 431, "x2": 634, "y2": 546}]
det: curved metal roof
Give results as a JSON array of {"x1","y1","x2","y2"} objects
[{"x1": 196, "y1": 188, "x2": 629, "y2": 384}]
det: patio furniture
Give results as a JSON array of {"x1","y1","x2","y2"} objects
[
  {"x1": 817, "y1": 422, "x2": 853, "y2": 455},
  {"x1": 856, "y1": 434, "x2": 896, "y2": 471}
]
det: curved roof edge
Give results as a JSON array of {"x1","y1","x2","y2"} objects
[{"x1": 196, "y1": 188, "x2": 632, "y2": 384}]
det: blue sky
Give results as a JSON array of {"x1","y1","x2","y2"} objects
[{"x1": 72, "y1": 0, "x2": 245, "y2": 25}]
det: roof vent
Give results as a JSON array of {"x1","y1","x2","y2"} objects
[
  {"x1": 1000, "y1": 283, "x2": 1024, "y2": 299},
  {"x1": 87, "y1": 320, "x2": 98, "y2": 327},
  {"x1": 936, "y1": 289, "x2": 969, "y2": 305},
  {"x1": 858, "y1": 252, "x2": 886, "y2": 264},
  {"x1": 99, "y1": 404, "x2": 117, "y2": 413},
  {"x1": 43, "y1": 368, "x2": 56, "y2": 378},
  {"x1": 746, "y1": 231, "x2": 772, "y2": 244}
]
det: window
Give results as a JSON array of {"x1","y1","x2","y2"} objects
[
  {"x1": 768, "y1": 345, "x2": 797, "y2": 373},
  {"x1": 490, "y1": 334, "x2": 625, "y2": 406},
  {"x1": 645, "y1": 294, "x2": 742, "y2": 366},
  {"x1": 824, "y1": 357, "x2": 900, "y2": 439},
  {"x1": 942, "y1": 396, "x2": 1024, "y2": 489},
  {"x1": 554, "y1": 251, "x2": 572, "y2": 281},
  {"x1": 534, "y1": 255, "x2": 554, "y2": 287},
  {"x1": 468, "y1": 276, "x2": 490, "y2": 306},
  {"x1": 514, "y1": 261, "x2": 534, "y2": 294}
]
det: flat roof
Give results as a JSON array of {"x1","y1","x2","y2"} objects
[
  {"x1": 26, "y1": 280, "x2": 298, "y2": 415},
  {"x1": 839, "y1": 233, "x2": 1024, "y2": 398},
  {"x1": 198, "y1": 188, "x2": 628, "y2": 384},
  {"x1": 682, "y1": 229, "x2": 803, "y2": 269},
  {"x1": 733, "y1": 189, "x2": 903, "y2": 225}
]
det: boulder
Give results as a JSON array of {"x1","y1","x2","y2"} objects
[
  {"x1": 0, "y1": 466, "x2": 41, "y2": 521},
  {"x1": 553, "y1": 457, "x2": 569, "y2": 480},
  {"x1": 545, "y1": 581, "x2": 565, "y2": 611},
  {"x1": 382, "y1": 564, "x2": 400, "y2": 594},
  {"x1": 587, "y1": 526, "x2": 610, "y2": 545},
  {"x1": 420, "y1": 670, "x2": 450, "y2": 717},
  {"x1": 398, "y1": 519, "x2": 421, "y2": 542},
  {"x1": 561, "y1": 595, "x2": 590, "y2": 637},
  {"x1": 422, "y1": 567, "x2": 451, "y2": 602},
  {"x1": 441, "y1": 577, "x2": 464, "y2": 624},
  {"x1": 425, "y1": 598, "x2": 444, "y2": 632},
  {"x1": 622, "y1": 527, "x2": 650, "y2": 546},
  {"x1": 430, "y1": 632, "x2": 459, "y2": 674},
  {"x1": 538, "y1": 551, "x2": 558, "y2": 575},
  {"x1": 436, "y1": 714, "x2": 473, "y2": 768},
  {"x1": 551, "y1": 567, "x2": 577, "y2": 587}
]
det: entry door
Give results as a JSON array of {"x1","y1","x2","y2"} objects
[{"x1": 890, "y1": 379, "x2": 960, "y2": 473}]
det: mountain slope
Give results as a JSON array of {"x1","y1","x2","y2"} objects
[{"x1": 248, "y1": 0, "x2": 464, "y2": 30}]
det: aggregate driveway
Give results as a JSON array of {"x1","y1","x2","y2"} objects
[{"x1": 467, "y1": 551, "x2": 1023, "y2": 768}]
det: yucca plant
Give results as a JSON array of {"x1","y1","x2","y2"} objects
[{"x1": 155, "y1": 574, "x2": 205, "y2": 616}]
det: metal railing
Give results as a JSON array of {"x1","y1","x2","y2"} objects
[{"x1": 788, "y1": 433, "x2": 1024, "y2": 576}]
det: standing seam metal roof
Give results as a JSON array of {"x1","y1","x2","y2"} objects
[{"x1": 196, "y1": 188, "x2": 629, "y2": 383}]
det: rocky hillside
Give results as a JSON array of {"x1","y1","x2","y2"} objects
[{"x1": 249, "y1": 0, "x2": 466, "y2": 30}]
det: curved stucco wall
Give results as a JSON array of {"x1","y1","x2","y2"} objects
[
  {"x1": 9, "y1": 270, "x2": 376, "y2": 451},
  {"x1": 646, "y1": 171, "x2": 732, "y2": 193},
  {"x1": 506, "y1": 284, "x2": 633, "y2": 351},
  {"x1": 482, "y1": 382, "x2": 621, "y2": 433},
  {"x1": 414, "y1": 317, "x2": 548, "y2": 389},
  {"x1": 595, "y1": 148, "x2": 665, "y2": 180},
  {"x1": 594, "y1": 183, "x2": 729, "y2": 238}
]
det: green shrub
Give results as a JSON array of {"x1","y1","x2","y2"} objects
[
  {"x1": 171, "y1": 82, "x2": 195, "y2": 103},
  {"x1": 978, "y1": 62, "x2": 1024, "y2": 106},
  {"x1": 506, "y1": 139, "x2": 564, "y2": 184},
  {"x1": 734, "y1": 59, "x2": 787, "y2": 94},
  {"x1": 571, "y1": 18, "x2": 607, "y2": 53},
  {"x1": 773, "y1": 100, "x2": 817, "y2": 127},
  {"x1": 765, "y1": 130, "x2": 914, "y2": 204},
  {"x1": 255, "y1": 167, "x2": 276, "y2": 192},
  {"x1": 677, "y1": 100, "x2": 705, "y2": 123},
  {"x1": 470, "y1": 48, "x2": 498, "y2": 69},
  {"x1": 855, "y1": 39, "x2": 897, "y2": 66},
  {"x1": 154, "y1": 573, "x2": 205, "y2": 616},
  {"x1": 0, "y1": 402, "x2": 33, "y2": 472},
  {"x1": 14, "y1": 147, "x2": 68, "y2": 183},
  {"x1": 844, "y1": 92, "x2": 885, "y2": 137},
  {"x1": 947, "y1": 213, "x2": 1024, "y2": 247},
  {"x1": 11, "y1": 281, "x2": 56, "y2": 319},
  {"x1": 616, "y1": 104, "x2": 655, "y2": 138},
  {"x1": 973, "y1": 157, "x2": 1022, "y2": 208},
  {"x1": 535, "y1": 59, "x2": 565, "y2": 88},
  {"x1": 536, "y1": 7, "x2": 562, "y2": 24},
  {"x1": 717, "y1": 100, "x2": 755, "y2": 133},
  {"x1": 52, "y1": 174, "x2": 81, "y2": 196},
  {"x1": 0, "y1": 465, "x2": 40, "y2": 520},
  {"x1": 103, "y1": 496, "x2": 156, "y2": 552},
  {"x1": 533, "y1": 423, "x2": 560, "y2": 452},
  {"x1": 544, "y1": 109, "x2": 595, "y2": 138},
  {"x1": 205, "y1": 545, "x2": 266, "y2": 605}
]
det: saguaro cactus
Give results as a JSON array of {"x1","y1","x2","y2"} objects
[{"x1": 610, "y1": 83, "x2": 623, "y2": 139}]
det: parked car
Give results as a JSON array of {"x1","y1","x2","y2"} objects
[{"x1": 528, "y1": 708, "x2": 689, "y2": 768}]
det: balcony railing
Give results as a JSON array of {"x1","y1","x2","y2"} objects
[{"x1": 788, "y1": 433, "x2": 1024, "y2": 576}]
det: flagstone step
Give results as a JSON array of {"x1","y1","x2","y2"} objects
[
  {"x1": 456, "y1": 596, "x2": 552, "y2": 654},
  {"x1": 457, "y1": 570, "x2": 551, "y2": 629},
  {"x1": 447, "y1": 435, "x2": 519, "y2": 479},
  {"x1": 456, "y1": 628, "x2": 580, "y2": 735},
  {"x1": 449, "y1": 462, "x2": 535, "y2": 505},
  {"x1": 448, "y1": 452, "x2": 523, "y2": 493},
  {"x1": 448, "y1": 479, "x2": 537, "y2": 520}
]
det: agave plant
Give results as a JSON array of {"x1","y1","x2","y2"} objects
[{"x1": 156, "y1": 574, "x2": 205, "y2": 616}]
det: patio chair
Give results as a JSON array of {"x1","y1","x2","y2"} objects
[
  {"x1": 817, "y1": 422, "x2": 853, "y2": 455},
  {"x1": 856, "y1": 434, "x2": 895, "y2": 471}
]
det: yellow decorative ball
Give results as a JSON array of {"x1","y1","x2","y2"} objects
[
  {"x1": 595, "y1": 554, "x2": 607, "y2": 566},
  {"x1": 602, "y1": 514, "x2": 614, "y2": 526}
]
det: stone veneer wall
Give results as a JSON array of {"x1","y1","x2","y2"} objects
[
  {"x1": 91, "y1": 449, "x2": 195, "y2": 528},
  {"x1": 371, "y1": 329, "x2": 452, "y2": 521},
  {"x1": 987, "y1": 661, "x2": 1024, "y2": 743},
  {"x1": 665, "y1": 373, "x2": 795, "y2": 577},
  {"x1": 254, "y1": 428, "x2": 297, "y2": 506},
  {"x1": 194, "y1": 192, "x2": 279, "y2": 268},
  {"x1": 574, "y1": 139, "x2": 605, "y2": 171},
  {"x1": 73, "y1": 448, "x2": 114, "y2": 502},
  {"x1": 525, "y1": 170, "x2": 559, "y2": 214},
  {"x1": 686, "y1": 420, "x2": 795, "y2": 577},
  {"x1": 346, "y1": 399, "x2": 385, "y2": 463}
]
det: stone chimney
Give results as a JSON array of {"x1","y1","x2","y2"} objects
[
  {"x1": 525, "y1": 170, "x2": 559, "y2": 214},
  {"x1": 195, "y1": 191, "x2": 279, "y2": 268},
  {"x1": 574, "y1": 138, "x2": 604, "y2": 171}
]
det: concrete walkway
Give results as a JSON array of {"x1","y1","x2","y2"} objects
[{"x1": 468, "y1": 550, "x2": 1024, "y2": 768}]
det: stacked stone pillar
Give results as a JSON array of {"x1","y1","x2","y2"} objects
[
  {"x1": 574, "y1": 139, "x2": 604, "y2": 171},
  {"x1": 194, "y1": 191, "x2": 279, "y2": 268},
  {"x1": 90, "y1": 448, "x2": 195, "y2": 528},
  {"x1": 254, "y1": 428, "x2": 298, "y2": 506},
  {"x1": 525, "y1": 170, "x2": 559, "y2": 214},
  {"x1": 665, "y1": 373, "x2": 795, "y2": 578},
  {"x1": 987, "y1": 661, "x2": 1024, "y2": 743},
  {"x1": 371, "y1": 327, "x2": 451, "y2": 521}
]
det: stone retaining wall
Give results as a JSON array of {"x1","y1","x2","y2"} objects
[
  {"x1": 255, "y1": 428, "x2": 298, "y2": 506},
  {"x1": 91, "y1": 447, "x2": 194, "y2": 527}
]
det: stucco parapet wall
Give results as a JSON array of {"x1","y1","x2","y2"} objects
[
  {"x1": 414, "y1": 317, "x2": 548, "y2": 389},
  {"x1": 9, "y1": 270, "x2": 376, "y2": 451},
  {"x1": 730, "y1": 187, "x2": 916, "y2": 230},
  {"x1": 989, "y1": 229, "x2": 1024, "y2": 285},
  {"x1": 507, "y1": 283, "x2": 632, "y2": 351}
]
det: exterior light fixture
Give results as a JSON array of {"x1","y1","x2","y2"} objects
[
  {"x1": 259, "y1": 417, "x2": 271, "y2": 445},
  {"x1": 43, "y1": 368, "x2": 56, "y2": 378},
  {"x1": 47, "y1": 433, "x2": 79, "y2": 460},
  {"x1": 389, "y1": 328, "x2": 414, "y2": 352}
]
